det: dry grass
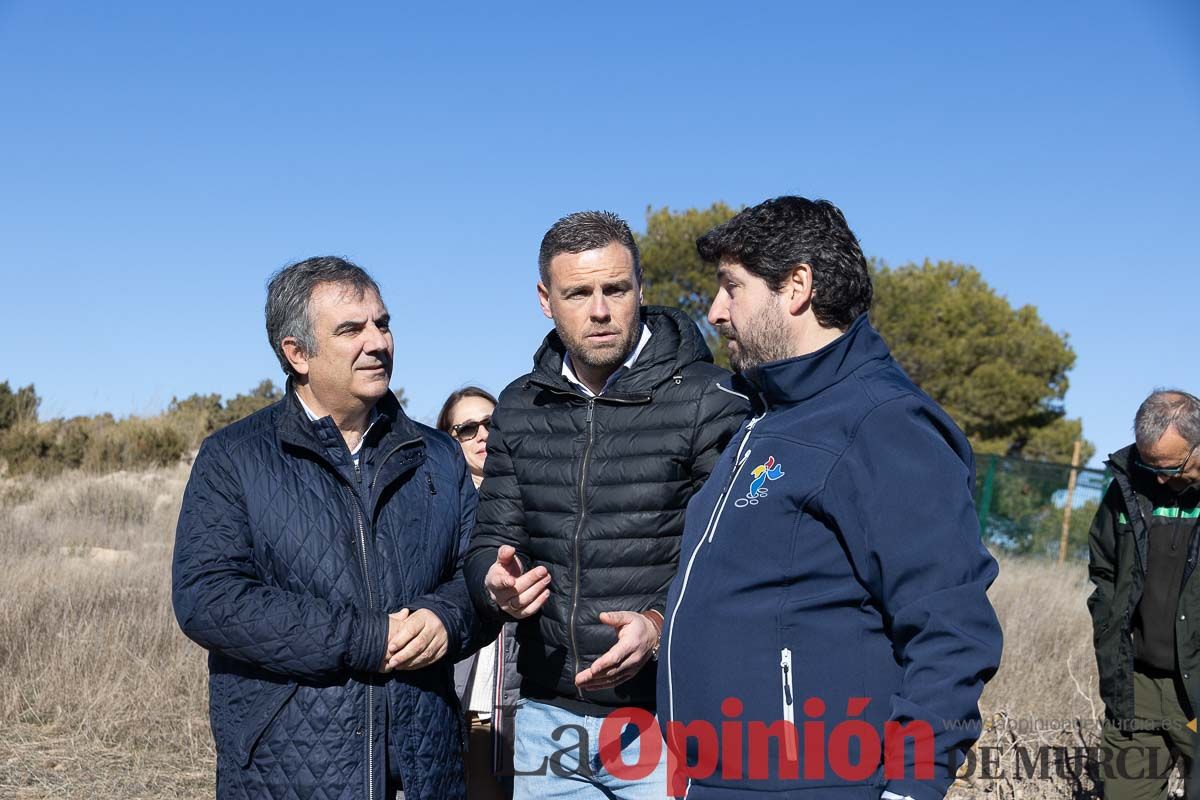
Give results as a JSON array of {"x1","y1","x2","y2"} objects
[
  {"x1": 0, "y1": 467, "x2": 1147, "y2": 798},
  {"x1": 948, "y1": 558, "x2": 1107, "y2": 799},
  {"x1": 0, "y1": 468, "x2": 214, "y2": 799}
]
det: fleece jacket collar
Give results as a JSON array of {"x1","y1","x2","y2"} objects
[{"x1": 736, "y1": 313, "x2": 891, "y2": 409}]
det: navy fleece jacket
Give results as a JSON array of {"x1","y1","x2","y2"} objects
[{"x1": 658, "y1": 314, "x2": 1002, "y2": 800}]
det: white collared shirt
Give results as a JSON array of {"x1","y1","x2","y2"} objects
[{"x1": 561, "y1": 324, "x2": 652, "y2": 397}]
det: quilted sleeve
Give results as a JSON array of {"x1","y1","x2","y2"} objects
[
  {"x1": 172, "y1": 438, "x2": 388, "y2": 679},
  {"x1": 405, "y1": 450, "x2": 491, "y2": 663}
]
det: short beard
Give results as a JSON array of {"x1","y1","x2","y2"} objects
[
  {"x1": 719, "y1": 297, "x2": 793, "y2": 373},
  {"x1": 556, "y1": 318, "x2": 641, "y2": 374}
]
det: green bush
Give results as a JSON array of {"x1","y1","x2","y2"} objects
[
  {"x1": 165, "y1": 380, "x2": 282, "y2": 441},
  {"x1": 0, "y1": 378, "x2": 404, "y2": 478},
  {"x1": 0, "y1": 382, "x2": 39, "y2": 431},
  {"x1": 164, "y1": 392, "x2": 223, "y2": 447},
  {"x1": 81, "y1": 418, "x2": 189, "y2": 473},
  {"x1": 0, "y1": 379, "x2": 290, "y2": 477},
  {"x1": 0, "y1": 422, "x2": 61, "y2": 477},
  {"x1": 0, "y1": 415, "x2": 187, "y2": 478}
]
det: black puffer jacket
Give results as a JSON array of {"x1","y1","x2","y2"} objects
[{"x1": 464, "y1": 306, "x2": 747, "y2": 711}]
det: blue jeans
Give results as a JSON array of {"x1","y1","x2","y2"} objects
[{"x1": 512, "y1": 699, "x2": 668, "y2": 799}]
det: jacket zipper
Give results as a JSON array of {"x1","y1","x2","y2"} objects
[
  {"x1": 710, "y1": 411, "x2": 762, "y2": 542},
  {"x1": 349, "y1": 489, "x2": 376, "y2": 800},
  {"x1": 525, "y1": 378, "x2": 649, "y2": 698},
  {"x1": 780, "y1": 648, "x2": 798, "y2": 763},
  {"x1": 569, "y1": 398, "x2": 597, "y2": 697},
  {"x1": 285, "y1": 425, "x2": 420, "y2": 800},
  {"x1": 666, "y1": 411, "x2": 763, "y2": 723},
  {"x1": 355, "y1": 437, "x2": 418, "y2": 800},
  {"x1": 708, "y1": 438, "x2": 755, "y2": 544},
  {"x1": 344, "y1": 449, "x2": 377, "y2": 800}
]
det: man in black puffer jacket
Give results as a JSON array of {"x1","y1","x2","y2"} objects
[{"x1": 464, "y1": 211, "x2": 747, "y2": 799}]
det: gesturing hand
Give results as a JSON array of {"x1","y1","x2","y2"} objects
[
  {"x1": 380, "y1": 608, "x2": 448, "y2": 672},
  {"x1": 484, "y1": 545, "x2": 551, "y2": 619},
  {"x1": 574, "y1": 611, "x2": 661, "y2": 692}
]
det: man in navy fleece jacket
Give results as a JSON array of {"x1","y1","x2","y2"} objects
[{"x1": 657, "y1": 196, "x2": 1003, "y2": 800}]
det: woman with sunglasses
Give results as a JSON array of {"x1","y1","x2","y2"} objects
[{"x1": 439, "y1": 387, "x2": 517, "y2": 800}]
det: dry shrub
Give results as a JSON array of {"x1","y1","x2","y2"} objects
[
  {"x1": 80, "y1": 417, "x2": 190, "y2": 473},
  {"x1": 0, "y1": 466, "x2": 212, "y2": 798},
  {"x1": 0, "y1": 416, "x2": 188, "y2": 478},
  {"x1": 946, "y1": 556, "x2": 1105, "y2": 799},
  {"x1": 949, "y1": 557, "x2": 1185, "y2": 799},
  {"x1": 0, "y1": 478, "x2": 34, "y2": 510},
  {"x1": 984, "y1": 556, "x2": 1100, "y2": 722},
  {"x1": 24, "y1": 477, "x2": 158, "y2": 529},
  {"x1": 0, "y1": 380, "x2": 280, "y2": 480}
]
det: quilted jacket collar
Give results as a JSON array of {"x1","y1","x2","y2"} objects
[
  {"x1": 528, "y1": 305, "x2": 714, "y2": 401},
  {"x1": 275, "y1": 383, "x2": 426, "y2": 494}
]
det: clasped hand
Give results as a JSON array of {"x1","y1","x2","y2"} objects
[{"x1": 378, "y1": 608, "x2": 448, "y2": 673}]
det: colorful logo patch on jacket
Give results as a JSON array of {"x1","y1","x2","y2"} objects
[{"x1": 735, "y1": 456, "x2": 785, "y2": 508}]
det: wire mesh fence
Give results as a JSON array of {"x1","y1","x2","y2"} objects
[{"x1": 974, "y1": 453, "x2": 1109, "y2": 562}]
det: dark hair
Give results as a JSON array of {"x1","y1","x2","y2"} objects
[
  {"x1": 537, "y1": 210, "x2": 641, "y2": 287},
  {"x1": 436, "y1": 386, "x2": 498, "y2": 433},
  {"x1": 265, "y1": 256, "x2": 381, "y2": 377},
  {"x1": 696, "y1": 196, "x2": 872, "y2": 328},
  {"x1": 1135, "y1": 389, "x2": 1200, "y2": 452}
]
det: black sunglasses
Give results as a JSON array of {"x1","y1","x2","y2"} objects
[
  {"x1": 1135, "y1": 443, "x2": 1198, "y2": 477},
  {"x1": 450, "y1": 416, "x2": 491, "y2": 443}
]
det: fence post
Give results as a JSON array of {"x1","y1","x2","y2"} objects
[
  {"x1": 978, "y1": 454, "x2": 998, "y2": 538},
  {"x1": 1057, "y1": 440, "x2": 1084, "y2": 566}
]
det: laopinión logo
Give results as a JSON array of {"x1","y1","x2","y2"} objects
[
  {"x1": 499, "y1": 703, "x2": 1198, "y2": 790},
  {"x1": 497, "y1": 695, "x2": 937, "y2": 795},
  {"x1": 734, "y1": 456, "x2": 785, "y2": 508}
]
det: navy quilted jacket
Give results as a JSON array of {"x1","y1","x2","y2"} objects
[{"x1": 173, "y1": 389, "x2": 481, "y2": 800}]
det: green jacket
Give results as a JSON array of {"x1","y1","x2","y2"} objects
[{"x1": 1087, "y1": 445, "x2": 1200, "y2": 723}]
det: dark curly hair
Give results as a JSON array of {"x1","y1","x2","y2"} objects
[{"x1": 696, "y1": 196, "x2": 872, "y2": 329}]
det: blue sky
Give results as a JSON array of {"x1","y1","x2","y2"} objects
[{"x1": 1, "y1": 1, "x2": 1196, "y2": 466}]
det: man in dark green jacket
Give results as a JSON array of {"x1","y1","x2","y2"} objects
[{"x1": 1089, "y1": 389, "x2": 1200, "y2": 800}]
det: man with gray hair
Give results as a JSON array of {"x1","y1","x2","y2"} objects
[
  {"x1": 173, "y1": 256, "x2": 484, "y2": 799},
  {"x1": 1089, "y1": 389, "x2": 1200, "y2": 800}
]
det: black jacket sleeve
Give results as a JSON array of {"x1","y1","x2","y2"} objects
[
  {"x1": 639, "y1": 377, "x2": 747, "y2": 619},
  {"x1": 1086, "y1": 482, "x2": 1123, "y2": 651},
  {"x1": 689, "y1": 380, "x2": 750, "y2": 492}
]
